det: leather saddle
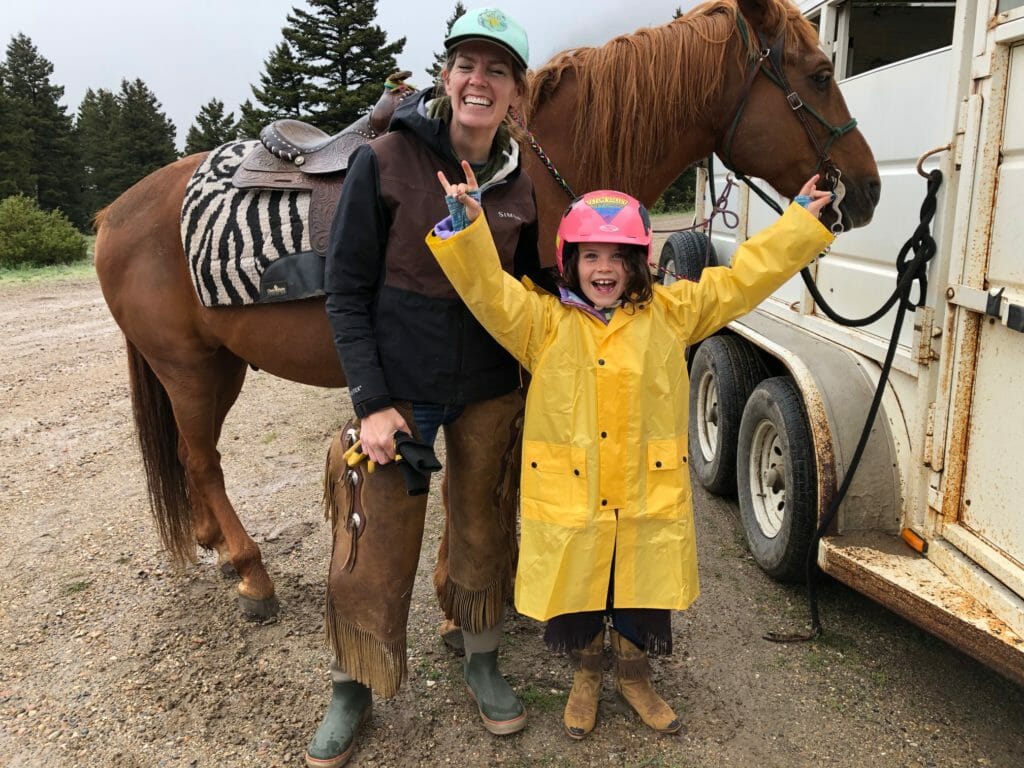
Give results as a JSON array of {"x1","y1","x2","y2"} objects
[{"x1": 232, "y1": 70, "x2": 415, "y2": 257}]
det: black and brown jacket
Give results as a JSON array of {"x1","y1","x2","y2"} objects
[{"x1": 325, "y1": 89, "x2": 539, "y2": 417}]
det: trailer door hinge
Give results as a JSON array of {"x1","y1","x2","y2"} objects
[
  {"x1": 923, "y1": 401, "x2": 944, "y2": 471},
  {"x1": 946, "y1": 284, "x2": 1024, "y2": 333},
  {"x1": 913, "y1": 306, "x2": 940, "y2": 364}
]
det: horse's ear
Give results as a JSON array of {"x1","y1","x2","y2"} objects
[{"x1": 736, "y1": 0, "x2": 785, "y2": 42}]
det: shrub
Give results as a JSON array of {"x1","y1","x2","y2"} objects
[{"x1": 0, "y1": 195, "x2": 88, "y2": 268}]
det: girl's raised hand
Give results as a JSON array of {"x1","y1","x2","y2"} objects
[
  {"x1": 794, "y1": 174, "x2": 834, "y2": 218},
  {"x1": 436, "y1": 160, "x2": 483, "y2": 223}
]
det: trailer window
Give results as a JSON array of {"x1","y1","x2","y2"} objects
[
  {"x1": 998, "y1": 0, "x2": 1024, "y2": 12},
  {"x1": 845, "y1": 1, "x2": 955, "y2": 77}
]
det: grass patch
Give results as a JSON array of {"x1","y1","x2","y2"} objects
[
  {"x1": 626, "y1": 757, "x2": 689, "y2": 768},
  {"x1": 62, "y1": 579, "x2": 92, "y2": 595},
  {"x1": 506, "y1": 756, "x2": 560, "y2": 768},
  {"x1": 0, "y1": 258, "x2": 95, "y2": 285},
  {"x1": 517, "y1": 683, "x2": 565, "y2": 713},
  {"x1": 261, "y1": 431, "x2": 278, "y2": 445}
]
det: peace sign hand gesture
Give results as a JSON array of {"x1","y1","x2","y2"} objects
[{"x1": 437, "y1": 160, "x2": 483, "y2": 229}]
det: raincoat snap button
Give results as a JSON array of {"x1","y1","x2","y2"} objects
[
  {"x1": 600, "y1": 431, "x2": 607, "y2": 438},
  {"x1": 601, "y1": 499, "x2": 608, "y2": 506},
  {"x1": 598, "y1": 358, "x2": 605, "y2": 365},
  {"x1": 530, "y1": 461, "x2": 537, "y2": 468},
  {"x1": 573, "y1": 469, "x2": 580, "y2": 476},
  {"x1": 655, "y1": 460, "x2": 662, "y2": 468}
]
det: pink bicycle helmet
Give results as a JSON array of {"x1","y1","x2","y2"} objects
[{"x1": 555, "y1": 190, "x2": 653, "y2": 274}]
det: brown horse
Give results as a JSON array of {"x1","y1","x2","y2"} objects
[{"x1": 94, "y1": 0, "x2": 879, "y2": 618}]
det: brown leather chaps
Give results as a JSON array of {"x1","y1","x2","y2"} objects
[{"x1": 323, "y1": 391, "x2": 524, "y2": 698}]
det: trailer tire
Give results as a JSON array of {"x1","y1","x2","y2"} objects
[
  {"x1": 737, "y1": 376, "x2": 817, "y2": 582},
  {"x1": 689, "y1": 336, "x2": 768, "y2": 496},
  {"x1": 659, "y1": 231, "x2": 717, "y2": 285}
]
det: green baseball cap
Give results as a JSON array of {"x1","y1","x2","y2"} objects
[{"x1": 444, "y1": 7, "x2": 529, "y2": 70}]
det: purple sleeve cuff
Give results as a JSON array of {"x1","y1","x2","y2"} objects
[{"x1": 433, "y1": 215, "x2": 457, "y2": 240}]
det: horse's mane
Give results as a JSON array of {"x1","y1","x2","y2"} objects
[{"x1": 526, "y1": 0, "x2": 819, "y2": 190}]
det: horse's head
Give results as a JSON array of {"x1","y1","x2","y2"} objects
[{"x1": 715, "y1": 0, "x2": 880, "y2": 229}]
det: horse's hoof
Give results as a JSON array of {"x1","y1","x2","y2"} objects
[
  {"x1": 239, "y1": 593, "x2": 280, "y2": 619},
  {"x1": 439, "y1": 619, "x2": 464, "y2": 655}
]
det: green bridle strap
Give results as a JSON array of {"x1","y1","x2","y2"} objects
[{"x1": 724, "y1": 15, "x2": 858, "y2": 170}]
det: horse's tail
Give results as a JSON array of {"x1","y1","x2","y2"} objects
[{"x1": 125, "y1": 339, "x2": 195, "y2": 564}]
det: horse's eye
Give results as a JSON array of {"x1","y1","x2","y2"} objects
[{"x1": 811, "y1": 71, "x2": 832, "y2": 88}]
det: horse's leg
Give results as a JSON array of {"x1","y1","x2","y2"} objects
[
  {"x1": 180, "y1": 437, "x2": 233, "y2": 575},
  {"x1": 178, "y1": 360, "x2": 248, "y2": 579},
  {"x1": 153, "y1": 348, "x2": 279, "y2": 617}
]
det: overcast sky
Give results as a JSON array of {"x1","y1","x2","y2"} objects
[{"x1": 1, "y1": 1, "x2": 701, "y2": 148}]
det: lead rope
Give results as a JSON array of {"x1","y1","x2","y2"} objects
[
  {"x1": 762, "y1": 169, "x2": 943, "y2": 642},
  {"x1": 650, "y1": 160, "x2": 740, "y2": 282}
]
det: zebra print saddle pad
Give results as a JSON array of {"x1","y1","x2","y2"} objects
[{"x1": 181, "y1": 140, "x2": 325, "y2": 307}]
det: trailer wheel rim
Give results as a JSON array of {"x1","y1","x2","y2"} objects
[
  {"x1": 661, "y1": 256, "x2": 678, "y2": 285},
  {"x1": 749, "y1": 418, "x2": 786, "y2": 539},
  {"x1": 696, "y1": 368, "x2": 719, "y2": 461}
]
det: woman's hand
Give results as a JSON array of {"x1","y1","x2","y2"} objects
[
  {"x1": 794, "y1": 174, "x2": 834, "y2": 218},
  {"x1": 359, "y1": 407, "x2": 410, "y2": 465},
  {"x1": 437, "y1": 160, "x2": 483, "y2": 223}
]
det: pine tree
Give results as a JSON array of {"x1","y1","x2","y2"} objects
[
  {"x1": 184, "y1": 98, "x2": 237, "y2": 155},
  {"x1": 76, "y1": 88, "x2": 124, "y2": 217},
  {"x1": 0, "y1": 63, "x2": 34, "y2": 200},
  {"x1": 1, "y1": 34, "x2": 84, "y2": 227},
  {"x1": 250, "y1": 41, "x2": 308, "y2": 121},
  {"x1": 236, "y1": 99, "x2": 267, "y2": 140},
  {"x1": 110, "y1": 78, "x2": 178, "y2": 197},
  {"x1": 426, "y1": 2, "x2": 467, "y2": 84},
  {"x1": 282, "y1": 0, "x2": 405, "y2": 134}
]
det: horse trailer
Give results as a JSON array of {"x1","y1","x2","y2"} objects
[{"x1": 670, "y1": 0, "x2": 1024, "y2": 684}]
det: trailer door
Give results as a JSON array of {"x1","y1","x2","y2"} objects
[{"x1": 943, "y1": 29, "x2": 1024, "y2": 599}]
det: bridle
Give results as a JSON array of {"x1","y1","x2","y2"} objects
[{"x1": 719, "y1": 15, "x2": 859, "y2": 234}]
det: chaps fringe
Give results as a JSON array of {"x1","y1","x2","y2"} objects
[
  {"x1": 325, "y1": 601, "x2": 407, "y2": 699},
  {"x1": 436, "y1": 575, "x2": 509, "y2": 636}
]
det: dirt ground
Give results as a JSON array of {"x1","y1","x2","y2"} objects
[{"x1": 2, "y1": 270, "x2": 1024, "y2": 768}]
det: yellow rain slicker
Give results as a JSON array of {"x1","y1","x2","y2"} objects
[{"x1": 427, "y1": 205, "x2": 833, "y2": 620}]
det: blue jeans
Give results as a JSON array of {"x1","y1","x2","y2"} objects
[{"x1": 411, "y1": 402, "x2": 466, "y2": 447}]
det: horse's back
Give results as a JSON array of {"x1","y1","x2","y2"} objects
[{"x1": 95, "y1": 153, "x2": 205, "y2": 239}]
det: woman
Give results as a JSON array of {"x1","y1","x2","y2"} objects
[{"x1": 306, "y1": 8, "x2": 537, "y2": 768}]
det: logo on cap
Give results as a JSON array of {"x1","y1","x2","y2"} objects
[{"x1": 478, "y1": 10, "x2": 509, "y2": 32}]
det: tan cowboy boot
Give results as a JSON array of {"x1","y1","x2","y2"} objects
[
  {"x1": 563, "y1": 630, "x2": 605, "y2": 739},
  {"x1": 609, "y1": 629, "x2": 682, "y2": 734}
]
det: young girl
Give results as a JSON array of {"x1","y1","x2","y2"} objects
[{"x1": 429, "y1": 163, "x2": 834, "y2": 738}]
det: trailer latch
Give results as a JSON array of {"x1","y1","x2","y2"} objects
[{"x1": 946, "y1": 284, "x2": 1024, "y2": 333}]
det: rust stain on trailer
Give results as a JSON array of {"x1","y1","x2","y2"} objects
[{"x1": 790, "y1": 366, "x2": 838, "y2": 530}]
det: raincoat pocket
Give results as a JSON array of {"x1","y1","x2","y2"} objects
[
  {"x1": 645, "y1": 438, "x2": 688, "y2": 520},
  {"x1": 521, "y1": 440, "x2": 588, "y2": 528}
]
